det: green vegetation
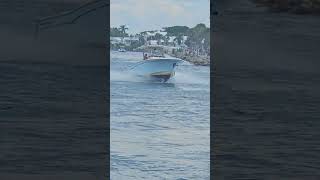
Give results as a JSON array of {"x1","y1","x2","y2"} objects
[
  {"x1": 110, "y1": 25, "x2": 129, "y2": 37},
  {"x1": 110, "y1": 43, "x2": 125, "y2": 50},
  {"x1": 110, "y1": 23, "x2": 210, "y2": 52},
  {"x1": 119, "y1": 25, "x2": 128, "y2": 36},
  {"x1": 161, "y1": 24, "x2": 210, "y2": 50},
  {"x1": 185, "y1": 23, "x2": 210, "y2": 51},
  {"x1": 163, "y1": 26, "x2": 189, "y2": 36},
  {"x1": 253, "y1": 0, "x2": 320, "y2": 14}
]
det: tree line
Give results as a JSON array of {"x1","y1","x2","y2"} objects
[
  {"x1": 110, "y1": 25, "x2": 129, "y2": 37},
  {"x1": 110, "y1": 24, "x2": 210, "y2": 52}
]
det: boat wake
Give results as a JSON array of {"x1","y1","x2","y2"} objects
[
  {"x1": 111, "y1": 70, "x2": 171, "y2": 83},
  {"x1": 111, "y1": 65, "x2": 209, "y2": 86},
  {"x1": 110, "y1": 70, "x2": 144, "y2": 82},
  {"x1": 170, "y1": 68, "x2": 209, "y2": 85}
]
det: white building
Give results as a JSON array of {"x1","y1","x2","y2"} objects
[
  {"x1": 110, "y1": 36, "x2": 139, "y2": 46},
  {"x1": 148, "y1": 40, "x2": 158, "y2": 45}
]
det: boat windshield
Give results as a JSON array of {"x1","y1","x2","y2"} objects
[
  {"x1": 150, "y1": 53, "x2": 164, "y2": 58},
  {"x1": 146, "y1": 49, "x2": 164, "y2": 58}
]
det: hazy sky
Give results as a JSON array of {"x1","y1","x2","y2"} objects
[{"x1": 111, "y1": 0, "x2": 210, "y2": 34}]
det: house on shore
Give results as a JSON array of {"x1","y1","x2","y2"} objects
[{"x1": 110, "y1": 36, "x2": 139, "y2": 46}]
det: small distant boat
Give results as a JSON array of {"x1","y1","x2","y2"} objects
[
  {"x1": 131, "y1": 45, "x2": 182, "y2": 82},
  {"x1": 118, "y1": 48, "x2": 126, "y2": 52}
]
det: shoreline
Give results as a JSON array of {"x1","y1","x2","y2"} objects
[
  {"x1": 168, "y1": 51, "x2": 210, "y2": 66},
  {"x1": 127, "y1": 47, "x2": 210, "y2": 66}
]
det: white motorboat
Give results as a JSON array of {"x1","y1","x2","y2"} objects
[
  {"x1": 131, "y1": 45, "x2": 183, "y2": 82},
  {"x1": 118, "y1": 48, "x2": 126, "y2": 52}
]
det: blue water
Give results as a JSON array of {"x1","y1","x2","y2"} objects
[
  {"x1": 110, "y1": 51, "x2": 210, "y2": 179},
  {"x1": 0, "y1": 62, "x2": 107, "y2": 175}
]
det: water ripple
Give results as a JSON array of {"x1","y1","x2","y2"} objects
[{"x1": 111, "y1": 51, "x2": 210, "y2": 179}]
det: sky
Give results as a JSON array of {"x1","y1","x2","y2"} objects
[{"x1": 110, "y1": 0, "x2": 210, "y2": 34}]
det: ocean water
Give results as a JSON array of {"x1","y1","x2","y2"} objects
[
  {"x1": 0, "y1": 62, "x2": 107, "y2": 175},
  {"x1": 213, "y1": 0, "x2": 320, "y2": 178},
  {"x1": 110, "y1": 51, "x2": 210, "y2": 179}
]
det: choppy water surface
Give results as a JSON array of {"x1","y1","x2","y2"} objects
[
  {"x1": 0, "y1": 63, "x2": 107, "y2": 174},
  {"x1": 111, "y1": 51, "x2": 210, "y2": 179}
]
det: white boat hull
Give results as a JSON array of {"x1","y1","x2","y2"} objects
[{"x1": 131, "y1": 58, "x2": 182, "y2": 82}]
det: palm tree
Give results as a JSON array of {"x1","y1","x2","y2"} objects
[
  {"x1": 119, "y1": 25, "x2": 128, "y2": 44},
  {"x1": 119, "y1": 25, "x2": 128, "y2": 37}
]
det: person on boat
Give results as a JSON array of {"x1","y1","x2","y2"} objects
[{"x1": 143, "y1": 53, "x2": 148, "y2": 60}]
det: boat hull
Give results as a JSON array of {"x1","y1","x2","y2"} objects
[
  {"x1": 131, "y1": 58, "x2": 181, "y2": 82},
  {"x1": 150, "y1": 71, "x2": 174, "y2": 82}
]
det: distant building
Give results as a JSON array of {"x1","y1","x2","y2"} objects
[
  {"x1": 123, "y1": 37, "x2": 139, "y2": 46},
  {"x1": 144, "y1": 30, "x2": 167, "y2": 37},
  {"x1": 110, "y1": 37, "x2": 122, "y2": 44},
  {"x1": 110, "y1": 36, "x2": 139, "y2": 46},
  {"x1": 158, "y1": 31, "x2": 167, "y2": 36},
  {"x1": 168, "y1": 36, "x2": 176, "y2": 43},
  {"x1": 148, "y1": 40, "x2": 158, "y2": 45},
  {"x1": 111, "y1": 29, "x2": 191, "y2": 51}
]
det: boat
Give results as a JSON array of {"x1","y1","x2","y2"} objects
[
  {"x1": 118, "y1": 48, "x2": 126, "y2": 52},
  {"x1": 131, "y1": 45, "x2": 183, "y2": 82}
]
